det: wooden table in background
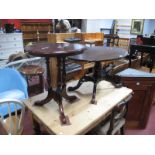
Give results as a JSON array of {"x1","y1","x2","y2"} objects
[
  {"x1": 24, "y1": 80, "x2": 132, "y2": 135},
  {"x1": 129, "y1": 43, "x2": 155, "y2": 72}
]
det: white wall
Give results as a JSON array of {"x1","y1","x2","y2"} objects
[
  {"x1": 143, "y1": 19, "x2": 150, "y2": 35},
  {"x1": 143, "y1": 19, "x2": 155, "y2": 35},
  {"x1": 86, "y1": 19, "x2": 113, "y2": 32},
  {"x1": 85, "y1": 19, "x2": 155, "y2": 38}
]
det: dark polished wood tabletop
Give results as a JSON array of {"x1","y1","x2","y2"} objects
[
  {"x1": 69, "y1": 46, "x2": 128, "y2": 62},
  {"x1": 24, "y1": 42, "x2": 86, "y2": 57}
]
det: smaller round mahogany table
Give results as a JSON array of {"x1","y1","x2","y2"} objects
[
  {"x1": 25, "y1": 42, "x2": 86, "y2": 125},
  {"x1": 68, "y1": 46, "x2": 128, "y2": 104}
]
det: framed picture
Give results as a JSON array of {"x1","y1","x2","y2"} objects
[{"x1": 130, "y1": 19, "x2": 144, "y2": 35}]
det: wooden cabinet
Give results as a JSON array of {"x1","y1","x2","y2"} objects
[
  {"x1": 117, "y1": 68, "x2": 155, "y2": 129},
  {"x1": 21, "y1": 22, "x2": 52, "y2": 45},
  {"x1": 0, "y1": 33, "x2": 24, "y2": 60}
]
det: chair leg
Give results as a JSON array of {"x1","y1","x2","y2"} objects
[
  {"x1": 150, "y1": 57, "x2": 154, "y2": 73},
  {"x1": 33, "y1": 117, "x2": 41, "y2": 135},
  {"x1": 120, "y1": 126, "x2": 125, "y2": 135},
  {"x1": 107, "y1": 130, "x2": 112, "y2": 135},
  {"x1": 39, "y1": 74, "x2": 44, "y2": 92}
]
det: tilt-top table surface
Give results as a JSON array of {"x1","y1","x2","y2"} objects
[
  {"x1": 69, "y1": 46, "x2": 128, "y2": 62},
  {"x1": 68, "y1": 46, "x2": 128, "y2": 104}
]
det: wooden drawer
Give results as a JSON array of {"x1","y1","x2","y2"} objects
[
  {"x1": 0, "y1": 41, "x2": 23, "y2": 49},
  {"x1": 0, "y1": 33, "x2": 24, "y2": 60},
  {"x1": 0, "y1": 47, "x2": 24, "y2": 59},
  {"x1": 0, "y1": 33, "x2": 23, "y2": 42},
  {"x1": 122, "y1": 81, "x2": 153, "y2": 90}
]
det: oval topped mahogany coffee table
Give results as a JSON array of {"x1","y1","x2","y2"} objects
[
  {"x1": 68, "y1": 46, "x2": 128, "y2": 104},
  {"x1": 25, "y1": 42, "x2": 86, "y2": 125}
]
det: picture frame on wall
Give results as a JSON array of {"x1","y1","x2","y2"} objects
[{"x1": 130, "y1": 19, "x2": 144, "y2": 35}]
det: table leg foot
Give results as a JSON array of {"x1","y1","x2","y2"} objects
[
  {"x1": 58, "y1": 97, "x2": 71, "y2": 125},
  {"x1": 63, "y1": 94, "x2": 78, "y2": 102},
  {"x1": 90, "y1": 80, "x2": 98, "y2": 104},
  {"x1": 68, "y1": 76, "x2": 94, "y2": 92},
  {"x1": 34, "y1": 88, "x2": 54, "y2": 106},
  {"x1": 33, "y1": 117, "x2": 41, "y2": 135},
  {"x1": 68, "y1": 79, "x2": 84, "y2": 91},
  {"x1": 90, "y1": 99, "x2": 97, "y2": 104},
  {"x1": 105, "y1": 75, "x2": 122, "y2": 88},
  {"x1": 62, "y1": 88, "x2": 78, "y2": 103},
  {"x1": 113, "y1": 83, "x2": 122, "y2": 88},
  {"x1": 59, "y1": 115, "x2": 71, "y2": 126},
  {"x1": 34, "y1": 94, "x2": 53, "y2": 106}
]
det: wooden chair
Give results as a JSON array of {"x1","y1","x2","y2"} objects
[
  {"x1": 94, "y1": 94, "x2": 132, "y2": 135},
  {"x1": 0, "y1": 99, "x2": 25, "y2": 135},
  {"x1": 81, "y1": 32, "x2": 104, "y2": 46}
]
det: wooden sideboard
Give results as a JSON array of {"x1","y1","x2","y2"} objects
[
  {"x1": 21, "y1": 22, "x2": 52, "y2": 45},
  {"x1": 117, "y1": 68, "x2": 155, "y2": 129}
]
